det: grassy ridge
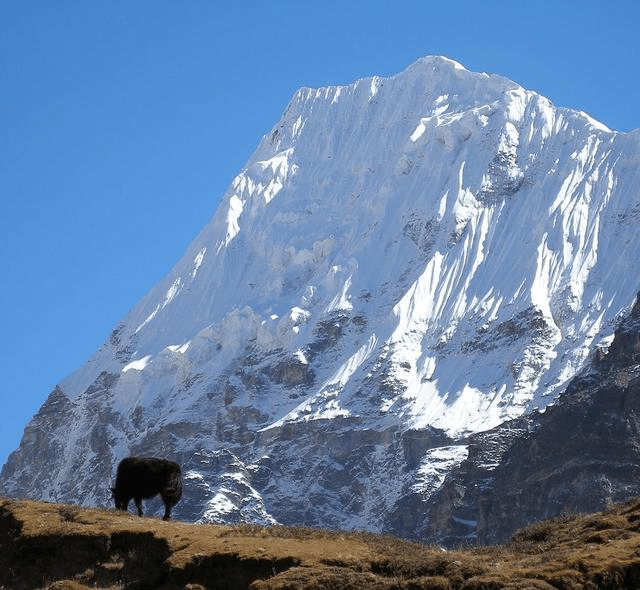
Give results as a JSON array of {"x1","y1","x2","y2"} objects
[{"x1": 2, "y1": 497, "x2": 640, "y2": 589}]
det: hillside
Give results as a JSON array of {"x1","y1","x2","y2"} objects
[{"x1": 3, "y1": 497, "x2": 640, "y2": 589}]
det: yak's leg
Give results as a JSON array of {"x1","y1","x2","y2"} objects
[
  {"x1": 161, "y1": 491, "x2": 176, "y2": 521},
  {"x1": 134, "y1": 498, "x2": 143, "y2": 517},
  {"x1": 162, "y1": 503, "x2": 172, "y2": 521}
]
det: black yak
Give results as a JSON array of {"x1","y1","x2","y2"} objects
[{"x1": 111, "y1": 457, "x2": 183, "y2": 520}]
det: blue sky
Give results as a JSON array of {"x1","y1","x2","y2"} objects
[{"x1": 1, "y1": 0, "x2": 639, "y2": 469}]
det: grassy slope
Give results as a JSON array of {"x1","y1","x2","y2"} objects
[{"x1": 2, "y1": 497, "x2": 640, "y2": 589}]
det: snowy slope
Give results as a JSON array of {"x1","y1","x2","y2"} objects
[{"x1": 3, "y1": 56, "x2": 640, "y2": 542}]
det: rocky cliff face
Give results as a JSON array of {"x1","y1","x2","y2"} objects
[
  {"x1": 424, "y1": 292, "x2": 640, "y2": 545},
  {"x1": 3, "y1": 56, "x2": 640, "y2": 546},
  {"x1": 483, "y1": 293, "x2": 640, "y2": 542}
]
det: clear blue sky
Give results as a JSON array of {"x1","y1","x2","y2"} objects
[{"x1": 1, "y1": 0, "x2": 639, "y2": 469}]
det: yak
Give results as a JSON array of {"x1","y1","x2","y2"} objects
[{"x1": 111, "y1": 457, "x2": 183, "y2": 520}]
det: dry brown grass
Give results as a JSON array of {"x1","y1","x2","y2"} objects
[{"x1": 2, "y1": 497, "x2": 640, "y2": 589}]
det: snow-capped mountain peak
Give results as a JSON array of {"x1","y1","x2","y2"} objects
[{"x1": 3, "y1": 56, "x2": 640, "y2": 544}]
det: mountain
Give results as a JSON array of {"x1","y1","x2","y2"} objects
[{"x1": 3, "y1": 56, "x2": 640, "y2": 545}]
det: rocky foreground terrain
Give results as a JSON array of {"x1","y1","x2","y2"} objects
[{"x1": 2, "y1": 496, "x2": 640, "y2": 589}]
